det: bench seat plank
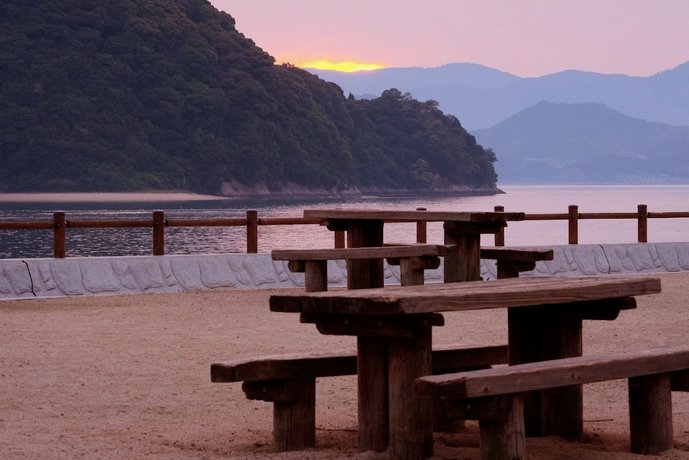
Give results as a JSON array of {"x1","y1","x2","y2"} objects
[
  {"x1": 211, "y1": 344, "x2": 508, "y2": 383},
  {"x1": 417, "y1": 345, "x2": 689, "y2": 459},
  {"x1": 480, "y1": 247, "x2": 553, "y2": 262},
  {"x1": 212, "y1": 344, "x2": 509, "y2": 452},
  {"x1": 415, "y1": 345, "x2": 689, "y2": 400},
  {"x1": 272, "y1": 244, "x2": 456, "y2": 261}
]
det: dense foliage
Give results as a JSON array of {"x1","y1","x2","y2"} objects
[{"x1": 0, "y1": 0, "x2": 497, "y2": 194}]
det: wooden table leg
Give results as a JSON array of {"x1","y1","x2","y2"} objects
[
  {"x1": 443, "y1": 229, "x2": 481, "y2": 283},
  {"x1": 346, "y1": 220, "x2": 384, "y2": 289},
  {"x1": 508, "y1": 306, "x2": 583, "y2": 440},
  {"x1": 388, "y1": 326, "x2": 434, "y2": 459},
  {"x1": 346, "y1": 219, "x2": 388, "y2": 451},
  {"x1": 357, "y1": 337, "x2": 389, "y2": 452}
]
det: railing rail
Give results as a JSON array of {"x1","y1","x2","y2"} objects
[{"x1": 0, "y1": 204, "x2": 686, "y2": 258}]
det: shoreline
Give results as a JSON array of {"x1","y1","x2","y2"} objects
[
  {"x1": 0, "y1": 192, "x2": 228, "y2": 203},
  {"x1": 0, "y1": 188, "x2": 504, "y2": 204}
]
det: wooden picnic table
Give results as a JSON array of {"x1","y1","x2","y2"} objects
[
  {"x1": 303, "y1": 209, "x2": 525, "y2": 287},
  {"x1": 269, "y1": 275, "x2": 661, "y2": 459}
]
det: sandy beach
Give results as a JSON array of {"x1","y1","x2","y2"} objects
[
  {"x1": 0, "y1": 192, "x2": 228, "y2": 203},
  {"x1": 2, "y1": 273, "x2": 689, "y2": 459}
]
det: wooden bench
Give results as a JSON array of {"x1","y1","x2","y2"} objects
[
  {"x1": 415, "y1": 345, "x2": 689, "y2": 460},
  {"x1": 211, "y1": 344, "x2": 508, "y2": 451},
  {"x1": 479, "y1": 246, "x2": 553, "y2": 279},
  {"x1": 272, "y1": 244, "x2": 457, "y2": 290},
  {"x1": 272, "y1": 245, "x2": 554, "y2": 290}
]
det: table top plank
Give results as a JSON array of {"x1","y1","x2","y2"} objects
[
  {"x1": 303, "y1": 209, "x2": 525, "y2": 222},
  {"x1": 269, "y1": 275, "x2": 661, "y2": 315}
]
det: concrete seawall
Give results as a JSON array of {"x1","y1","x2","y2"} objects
[{"x1": 2, "y1": 242, "x2": 689, "y2": 300}]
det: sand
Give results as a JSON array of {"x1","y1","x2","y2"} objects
[
  {"x1": 2, "y1": 274, "x2": 689, "y2": 459},
  {"x1": 0, "y1": 192, "x2": 226, "y2": 203}
]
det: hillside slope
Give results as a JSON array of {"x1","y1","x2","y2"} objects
[{"x1": 0, "y1": 0, "x2": 497, "y2": 195}]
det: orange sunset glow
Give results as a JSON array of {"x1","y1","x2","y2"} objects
[{"x1": 298, "y1": 59, "x2": 384, "y2": 72}]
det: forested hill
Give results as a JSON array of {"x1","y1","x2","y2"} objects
[{"x1": 0, "y1": 0, "x2": 498, "y2": 195}]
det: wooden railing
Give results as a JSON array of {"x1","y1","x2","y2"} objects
[{"x1": 0, "y1": 204, "x2": 687, "y2": 258}]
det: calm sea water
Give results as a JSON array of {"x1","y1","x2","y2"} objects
[{"x1": 1, "y1": 185, "x2": 689, "y2": 258}]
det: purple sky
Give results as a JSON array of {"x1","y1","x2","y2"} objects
[{"x1": 210, "y1": 0, "x2": 689, "y2": 77}]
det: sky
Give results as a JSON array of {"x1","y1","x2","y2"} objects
[{"x1": 210, "y1": 0, "x2": 689, "y2": 77}]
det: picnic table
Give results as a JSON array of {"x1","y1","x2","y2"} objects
[
  {"x1": 303, "y1": 209, "x2": 525, "y2": 287},
  {"x1": 269, "y1": 275, "x2": 661, "y2": 459}
]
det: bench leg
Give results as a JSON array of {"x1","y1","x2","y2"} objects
[
  {"x1": 242, "y1": 379, "x2": 316, "y2": 451},
  {"x1": 434, "y1": 406, "x2": 466, "y2": 433},
  {"x1": 478, "y1": 395, "x2": 526, "y2": 460},
  {"x1": 399, "y1": 258, "x2": 425, "y2": 286},
  {"x1": 496, "y1": 260, "x2": 536, "y2": 279},
  {"x1": 629, "y1": 374, "x2": 674, "y2": 454},
  {"x1": 304, "y1": 260, "x2": 328, "y2": 292}
]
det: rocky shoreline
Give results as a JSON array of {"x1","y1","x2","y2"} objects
[{"x1": 219, "y1": 179, "x2": 504, "y2": 199}]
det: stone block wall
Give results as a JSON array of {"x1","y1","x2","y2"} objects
[{"x1": 2, "y1": 242, "x2": 689, "y2": 300}]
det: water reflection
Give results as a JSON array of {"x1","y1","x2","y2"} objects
[{"x1": 2, "y1": 186, "x2": 689, "y2": 258}]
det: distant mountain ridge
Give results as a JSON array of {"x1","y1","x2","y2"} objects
[
  {"x1": 312, "y1": 62, "x2": 689, "y2": 185},
  {"x1": 473, "y1": 101, "x2": 689, "y2": 184},
  {"x1": 311, "y1": 62, "x2": 689, "y2": 130}
]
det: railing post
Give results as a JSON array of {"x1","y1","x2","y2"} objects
[
  {"x1": 416, "y1": 207, "x2": 427, "y2": 244},
  {"x1": 153, "y1": 210, "x2": 165, "y2": 255},
  {"x1": 638, "y1": 204, "x2": 648, "y2": 243},
  {"x1": 568, "y1": 205, "x2": 579, "y2": 244},
  {"x1": 53, "y1": 211, "x2": 66, "y2": 258},
  {"x1": 247, "y1": 210, "x2": 258, "y2": 253},
  {"x1": 494, "y1": 205, "x2": 505, "y2": 247},
  {"x1": 334, "y1": 230, "x2": 346, "y2": 248}
]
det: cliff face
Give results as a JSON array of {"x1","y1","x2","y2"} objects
[{"x1": 0, "y1": 0, "x2": 498, "y2": 195}]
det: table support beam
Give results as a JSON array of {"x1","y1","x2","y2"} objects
[
  {"x1": 388, "y1": 327, "x2": 434, "y2": 459},
  {"x1": 357, "y1": 337, "x2": 389, "y2": 452},
  {"x1": 508, "y1": 305, "x2": 583, "y2": 440},
  {"x1": 346, "y1": 220, "x2": 384, "y2": 290}
]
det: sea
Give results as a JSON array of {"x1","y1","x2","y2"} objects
[{"x1": 2, "y1": 185, "x2": 689, "y2": 258}]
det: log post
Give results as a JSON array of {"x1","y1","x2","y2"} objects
[
  {"x1": 53, "y1": 211, "x2": 66, "y2": 258},
  {"x1": 334, "y1": 230, "x2": 345, "y2": 248},
  {"x1": 152, "y1": 210, "x2": 165, "y2": 256},
  {"x1": 638, "y1": 204, "x2": 648, "y2": 243},
  {"x1": 388, "y1": 326, "x2": 434, "y2": 459},
  {"x1": 272, "y1": 379, "x2": 317, "y2": 451},
  {"x1": 494, "y1": 206, "x2": 505, "y2": 247},
  {"x1": 246, "y1": 210, "x2": 258, "y2": 253},
  {"x1": 629, "y1": 373, "x2": 673, "y2": 454},
  {"x1": 416, "y1": 207, "x2": 427, "y2": 243},
  {"x1": 479, "y1": 395, "x2": 526, "y2": 460},
  {"x1": 304, "y1": 260, "x2": 327, "y2": 292},
  {"x1": 568, "y1": 205, "x2": 579, "y2": 244}
]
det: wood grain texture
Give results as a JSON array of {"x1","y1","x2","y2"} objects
[
  {"x1": 303, "y1": 209, "x2": 525, "y2": 222},
  {"x1": 415, "y1": 345, "x2": 689, "y2": 400},
  {"x1": 272, "y1": 244, "x2": 456, "y2": 261},
  {"x1": 211, "y1": 344, "x2": 508, "y2": 382},
  {"x1": 269, "y1": 275, "x2": 661, "y2": 315}
]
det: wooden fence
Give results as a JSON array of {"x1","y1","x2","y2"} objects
[{"x1": 0, "y1": 204, "x2": 687, "y2": 258}]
